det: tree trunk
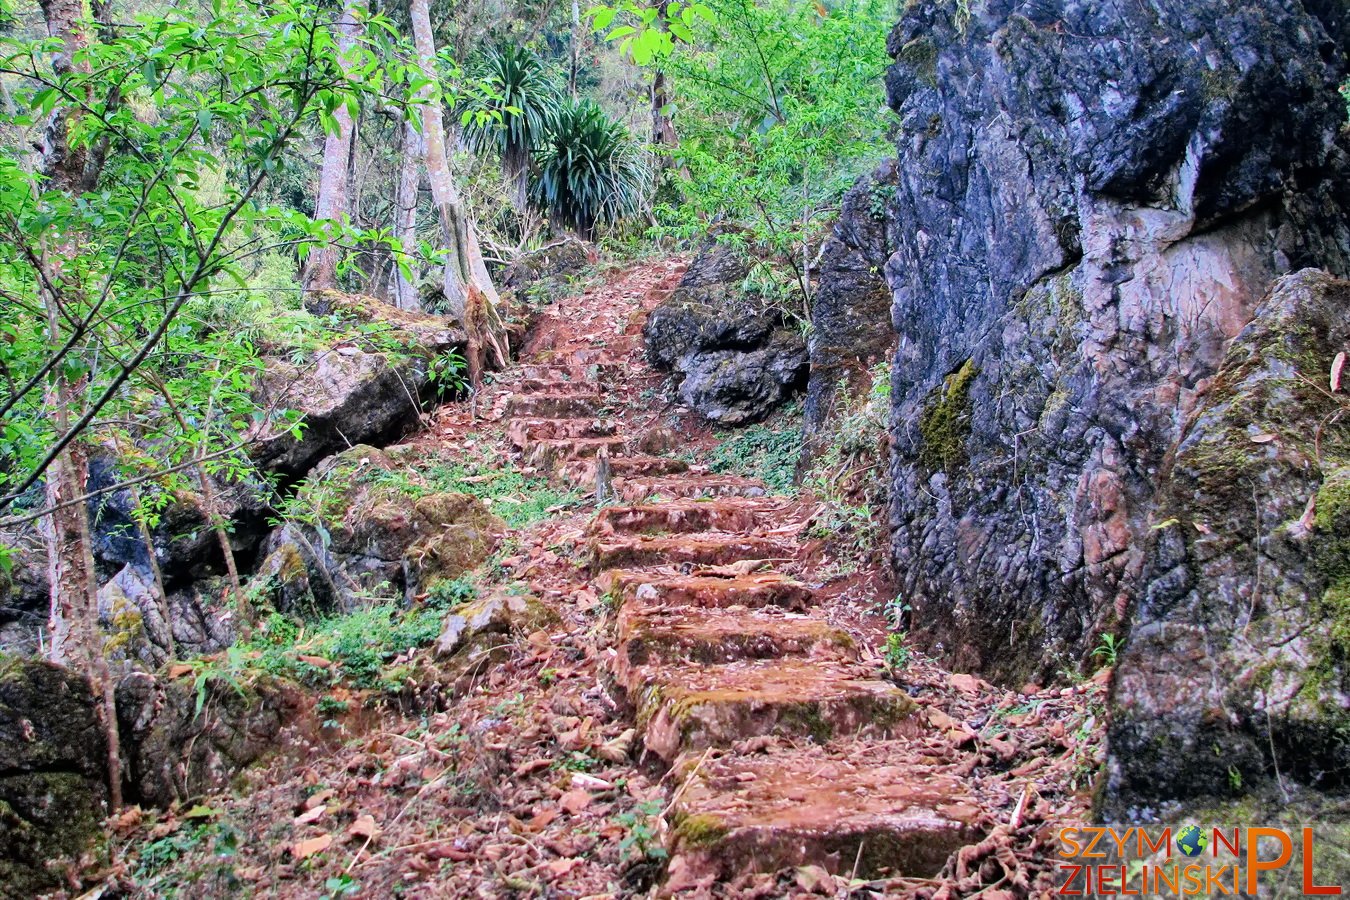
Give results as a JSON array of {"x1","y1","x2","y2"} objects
[
  {"x1": 649, "y1": 1, "x2": 677, "y2": 170},
  {"x1": 36, "y1": 0, "x2": 123, "y2": 814},
  {"x1": 302, "y1": 0, "x2": 364, "y2": 293},
  {"x1": 392, "y1": 118, "x2": 423, "y2": 311},
  {"x1": 408, "y1": 0, "x2": 499, "y2": 322}
]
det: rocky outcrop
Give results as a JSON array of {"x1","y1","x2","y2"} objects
[
  {"x1": 0, "y1": 533, "x2": 46, "y2": 655},
  {"x1": 255, "y1": 445, "x2": 504, "y2": 611},
  {"x1": 252, "y1": 293, "x2": 465, "y2": 477},
  {"x1": 804, "y1": 160, "x2": 897, "y2": 448},
  {"x1": 117, "y1": 670, "x2": 307, "y2": 808},
  {"x1": 879, "y1": 0, "x2": 1350, "y2": 813},
  {"x1": 1108, "y1": 270, "x2": 1350, "y2": 810},
  {"x1": 500, "y1": 238, "x2": 592, "y2": 305},
  {"x1": 644, "y1": 232, "x2": 808, "y2": 425},
  {"x1": 882, "y1": 0, "x2": 1350, "y2": 682},
  {"x1": 0, "y1": 659, "x2": 107, "y2": 898}
]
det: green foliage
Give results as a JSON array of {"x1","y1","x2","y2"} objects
[
  {"x1": 461, "y1": 45, "x2": 558, "y2": 177},
  {"x1": 1092, "y1": 633, "x2": 1122, "y2": 668},
  {"x1": 589, "y1": 1, "x2": 716, "y2": 65},
  {"x1": 653, "y1": 0, "x2": 892, "y2": 288},
  {"x1": 532, "y1": 99, "x2": 648, "y2": 240},
  {"x1": 0, "y1": 0, "x2": 420, "y2": 523},
  {"x1": 425, "y1": 574, "x2": 480, "y2": 609},
  {"x1": 706, "y1": 412, "x2": 801, "y2": 494},
  {"x1": 616, "y1": 799, "x2": 669, "y2": 862},
  {"x1": 802, "y1": 362, "x2": 891, "y2": 566},
  {"x1": 884, "y1": 631, "x2": 910, "y2": 671},
  {"x1": 242, "y1": 604, "x2": 443, "y2": 689}
]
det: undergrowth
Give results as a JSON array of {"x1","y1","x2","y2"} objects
[
  {"x1": 803, "y1": 363, "x2": 892, "y2": 569},
  {"x1": 704, "y1": 406, "x2": 802, "y2": 494}
]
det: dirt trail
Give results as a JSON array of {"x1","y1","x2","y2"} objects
[
  {"x1": 484, "y1": 258, "x2": 1108, "y2": 896},
  {"x1": 112, "y1": 258, "x2": 1106, "y2": 899}
]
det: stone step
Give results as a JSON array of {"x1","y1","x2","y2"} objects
[
  {"x1": 633, "y1": 659, "x2": 916, "y2": 762},
  {"x1": 506, "y1": 417, "x2": 618, "y2": 449},
  {"x1": 517, "y1": 363, "x2": 611, "y2": 384},
  {"x1": 596, "y1": 569, "x2": 814, "y2": 612},
  {"x1": 506, "y1": 393, "x2": 603, "y2": 419},
  {"x1": 514, "y1": 378, "x2": 597, "y2": 395},
  {"x1": 525, "y1": 436, "x2": 630, "y2": 470},
  {"x1": 591, "y1": 533, "x2": 798, "y2": 570},
  {"x1": 665, "y1": 743, "x2": 984, "y2": 885},
  {"x1": 616, "y1": 475, "x2": 767, "y2": 503},
  {"x1": 589, "y1": 498, "x2": 791, "y2": 537},
  {"x1": 611, "y1": 604, "x2": 855, "y2": 691},
  {"x1": 559, "y1": 454, "x2": 689, "y2": 489}
]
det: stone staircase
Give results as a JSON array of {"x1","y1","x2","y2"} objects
[{"x1": 500, "y1": 323, "x2": 987, "y2": 893}]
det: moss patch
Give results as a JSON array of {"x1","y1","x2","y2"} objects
[
  {"x1": 918, "y1": 359, "x2": 978, "y2": 474},
  {"x1": 672, "y1": 812, "x2": 730, "y2": 850}
]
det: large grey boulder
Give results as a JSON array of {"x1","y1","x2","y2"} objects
[
  {"x1": 1108, "y1": 270, "x2": 1350, "y2": 811},
  {"x1": 879, "y1": 0, "x2": 1350, "y2": 814},
  {"x1": 804, "y1": 160, "x2": 897, "y2": 449},
  {"x1": 0, "y1": 659, "x2": 107, "y2": 898},
  {"x1": 882, "y1": 0, "x2": 1350, "y2": 682},
  {"x1": 644, "y1": 232, "x2": 808, "y2": 424}
]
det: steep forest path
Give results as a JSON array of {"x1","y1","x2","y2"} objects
[
  {"x1": 119, "y1": 258, "x2": 1107, "y2": 899},
  {"x1": 461, "y1": 257, "x2": 1110, "y2": 896}
]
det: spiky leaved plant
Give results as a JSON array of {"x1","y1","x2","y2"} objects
[
  {"x1": 462, "y1": 45, "x2": 558, "y2": 212},
  {"x1": 531, "y1": 99, "x2": 647, "y2": 241}
]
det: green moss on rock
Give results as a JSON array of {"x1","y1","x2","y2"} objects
[{"x1": 918, "y1": 359, "x2": 978, "y2": 473}]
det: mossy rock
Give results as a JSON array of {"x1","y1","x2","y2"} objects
[
  {"x1": 917, "y1": 359, "x2": 978, "y2": 473},
  {"x1": 0, "y1": 660, "x2": 108, "y2": 897}
]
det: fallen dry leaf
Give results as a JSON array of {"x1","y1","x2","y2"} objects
[
  {"x1": 559, "y1": 788, "x2": 593, "y2": 814},
  {"x1": 293, "y1": 805, "x2": 325, "y2": 826},
  {"x1": 291, "y1": 834, "x2": 332, "y2": 859},
  {"x1": 347, "y1": 814, "x2": 380, "y2": 840},
  {"x1": 1333, "y1": 351, "x2": 1346, "y2": 391},
  {"x1": 546, "y1": 857, "x2": 583, "y2": 878}
]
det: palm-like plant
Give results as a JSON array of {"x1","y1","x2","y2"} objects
[
  {"x1": 462, "y1": 45, "x2": 558, "y2": 212},
  {"x1": 532, "y1": 99, "x2": 647, "y2": 241}
]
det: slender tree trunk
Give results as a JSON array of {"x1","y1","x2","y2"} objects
[
  {"x1": 569, "y1": 0, "x2": 580, "y2": 99},
  {"x1": 303, "y1": 0, "x2": 364, "y2": 293},
  {"x1": 37, "y1": 0, "x2": 123, "y2": 814},
  {"x1": 408, "y1": 0, "x2": 500, "y2": 322},
  {"x1": 392, "y1": 118, "x2": 423, "y2": 311},
  {"x1": 649, "y1": 1, "x2": 677, "y2": 170},
  {"x1": 128, "y1": 481, "x2": 173, "y2": 655}
]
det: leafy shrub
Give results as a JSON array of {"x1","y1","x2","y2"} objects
[
  {"x1": 532, "y1": 99, "x2": 648, "y2": 240},
  {"x1": 706, "y1": 410, "x2": 801, "y2": 494}
]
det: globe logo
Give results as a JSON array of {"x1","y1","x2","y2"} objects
[{"x1": 1176, "y1": 825, "x2": 1208, "y2": 858}]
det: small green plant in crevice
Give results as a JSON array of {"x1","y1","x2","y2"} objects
[
  {"x1": 616, "y1": 799, "x2": 669, "y2": 864},
  {"x1": 426, "y1": 574, "x2": 480, "y2": 609},
  {"x1": 707, "y1": 408, "x2": 802, "y2": 494},
  {"x1": 884, "y1": 631, "x2": 911, "y2": 671},
  {"x1": 1092, "y1": 632, "x2": 1123, "y2": 668},
  {"x1": 427, "y1": 348, "x2": 469, "y2": 396}
]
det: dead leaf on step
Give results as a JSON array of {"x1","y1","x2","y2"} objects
[
  {"x1": 927, "y1": 708, "x2": 959, "y2": 730},
  {"x1": 596, "y1": 728, "x2": 635, "y2": 762},
  {"x1": 166, "y1": 663, "x2": 193, "y2": 679},
  {"x1": 1249, "y1": 432, "x2": 1278, "y2": 444},
  {"x1": 513, "y1": 758, "x2": 552, "y2": 778},
  {"x1": 303, "y1": 789, "x2": 335, "y2": 810},
  {"x1": 949, "y1": 673, "x2": 985, "y2": 694},
  {"x1": 297, "y1": 655, "x2": 332, "y2": 668},
  {"x1": 559, "y1": 789, "x2": 593, "y2": 814},
  {"x1": 526, "y1": 808, "x2": 560, "y2": 831},
  {"x1": 795, "y1": 865, "x2": 835, "y2": 893},
  {"x1": 546, "y1": 857, "x2": 583, "y2": 879},
  {"x1": 347, "y1": 814, "x2": 380, "y2": 841},
  {"x1": 1333, "y1": 351, "x2": 1346, "y2": 391},
  {"x1": 291, "y1": 834, "x2": 332, "y2": 859},
  {"x1": 293, "y1": 805, "x2": 325, "y2": 826}
]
